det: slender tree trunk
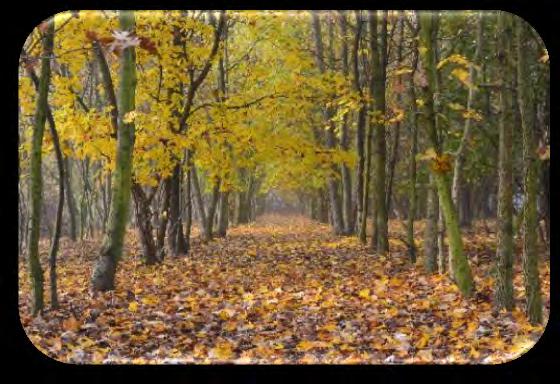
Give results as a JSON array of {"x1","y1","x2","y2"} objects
[
  {"x1": 156, "y1": 178, "x2": 171, "y2": 258},
  {"x1": 369, "y1": 11, "x2": 388, "y2": 254},
  {"x1": 63, "y1": 157, "x2": 77, "y2": 241},
  {"x1": 339, "y1": 12, "x2": 354, "y2": 235},
  {"x1": 360, "y1": 121, "x2": 373, "y2": 244},
  {"x1": 191, "y1": 164, "x2": 211, "y2": 239},
  {"x1": 452, "y1": 12, "x2": 484, "y2": 228},
  {"x1": 183, "y1": 152, "x2": 192, "y2": 254},
  {"x1": 419, "y1": 11, "x2": 474, "y2": 296},
  {"x1": 27, "y1": 19, "x2": 54, "y2": 315},
  {"x1": 311, "y1": 12, "x2": 344, "y2": 235},
  {"x1": 406, "y1": 25, "x2": 420, "y2": 263},
  {"x1": 28, "y1": 65, "x2": 64, "y2": 309},
  {"x1": 46, "y1": 105, "x2": 63, "y2": 310},
  {"x1": 205, "y1": 180, "x2": 221, "y2": 240},
  {"x1": 352, "y1": 12, "x2": 366, "y2": 235},
  {"x1": 386, "y1": 15, "x2": 405, "y2": 217},
  {"x1": 438, "y1": 206, "x2": 447, "y2": 274},
  {"x1": 91, "y1": 11, "x2": 137, "y2": 292},
  {"x1": 424, "y1": 178, "x2": 439, "y2": 273},
  {"x1": 494, "y1": 12, "x2": 515, "y2": 311},
  {"x1": 517, "y1": 20, "x2": 543, "y2": 323}
]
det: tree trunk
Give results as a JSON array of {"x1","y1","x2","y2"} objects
[
  {"x1": 451, "y1": 13, "x2": 484, "y2": 229},
  {"x1": 386, "y1": 15, "x2": 405, "y2": 218},
  {"x1": 63, "y1": 157, "x2": 77, "y2": 241},
  {"x1": 419, "y1": 11, "x2": 474, "y2": 296},
  {"x1": 312, "y1": 12, "x2": 344, "y2": 235},
  {"x1": 156, "y1": 178, "x2": 171, "y2": 259},
  {"x1": 406, "y1": 24, "x2": 420, "y2": 263},
  {"x1": 191, "y1": 164, "x2": 212, "y2": 239},
  {"x1": 216, "y1": 191, "x2": 229, "y2": 237},
  {"x1": 338, "y1": 12, "x2": 354, "y2": 235},
  {"x1": 183, "y1": 153, "x2": 192, "y2": 254},
  {"x1": 360, "y1": 120, "x2": 373, "y2": 244},
  {"x1": 91, "y1": 11, "x2": 137, "y2": 292},
  {"x1": 424, "y1": 178, "x2": 439, "y2": 273},
  {"x1": 517, "y1": 20, "x2": 543, "y2": 324},
  {"x1": 132, "y1": 184, "x2": 158, "y2": 264},
  {"x1": 494, "y1": 12, "x2": 515, "y2": 311},
  {"x1": 369, "y1": 11, "x2": 388, "y2": 254},
  {"x1": 168, "y1": 164, "x2": 187, "y2": 256},
  {"x1": 27, "y1": 19, "x2": 54, "y2": 315},
  {"x1": 353, "y1": 12, "x2": 366, "y2": 235}
]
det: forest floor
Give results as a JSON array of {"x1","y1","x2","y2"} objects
[{"x1": 19, "y1": 214, "x2": 549, "y2": 364}]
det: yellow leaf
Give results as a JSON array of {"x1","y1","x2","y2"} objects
[
  {"x1": 141, "y1": 295, "x2": 159, "y2": 306},
  {"x1": 321, "y1": 323, "x2": 337, "y2": 332},
  {"x1": 210, "y1": 341, "x2": 235, "y2": 360},
  {"x1": 416, "y1": 333, "x2": 430, "y2": 349},
  {"x1": 123, "y1": 110, "x2": 137, "y2": 124},
  {"x1": 296, "y1": 340, "x2": 315, "y2": 352},
  {"x1": 450, "y1": 68, "x2": 472, "y2": 88},
  {"x1": 128, "y1": 301, "x2": 139, "y2": 312},
  {"x1": 358, "y1": 288, "x2": 371, "y2": 300}
]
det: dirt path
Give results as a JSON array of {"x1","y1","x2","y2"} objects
[{"x1": 19, "y1": 214, "x2": 548, "y2": 364}]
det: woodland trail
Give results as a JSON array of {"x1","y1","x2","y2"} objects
[{"x1": 19, "y1": 214, "x2": 548, "y2": 364}]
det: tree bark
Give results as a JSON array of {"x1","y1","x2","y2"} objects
[
  {"x1": 27, "y1": 19, "x2": 54, "y2": 315},
  {"x1": 91, "y1": 11, "x2": 137, "y2": 292},
  {"x1": 132, "y1": 183, "x2": 158, "y2": 264},
  {"x1": 352, "y1": 11, "x2": 366, "y2": 236},
  {"x1": 494, "y1": 12, "x2": 515, "y2": 311},
  {"x1": 312, "y1": 12, "x2": 344, "y2": 235},
  {"x1": 424, "y1": 178, "x2": 439, "y2": 273},
  {"x1": 452, "y1": 12, "x2": 484, "y2": 228},
  {"x1": 517, "y1": 20, "x2": 543, "y2": 323},
  {"x1": 168, "y1": 164, "x2": 187, "y2": 256},
  {"x1": 406, "y1": 21, "x2": 420, "y2": 263},
  {"x1": 216, "y1": 191, "x2": 229, "y2": 237},
  {"x1": 369, "y1": 11, "x2": 389, "y2": 254},
  {"x1": 338, "y1": 12, "x2": 354, "y2": 235},
  {"x1": 63, "y1": 157, "x2": 77, "y2": 241},
  {"x1": 419, "y1": 11, "x2": 474, "y2": 296}
]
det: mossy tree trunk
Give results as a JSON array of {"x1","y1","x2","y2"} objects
[
  {"x1": 516, "y1": 20, "x2": 543, "y2": 324},
  {"x1": 91, "y1": 11, "x2": 137, "y2": 292},
  {"x1": 418, "y1": 11, "x2": 474, "y2": 296},
  {"x1": 27, "y1": 19, "x2": 54, "y2": 315},
  {"x1": 494, "y1": 12, "x2": 514, "y2": 311}
]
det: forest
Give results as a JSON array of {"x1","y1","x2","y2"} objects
[{"x1": 18, "y1": 10, "x2": 549, "y2": 364}]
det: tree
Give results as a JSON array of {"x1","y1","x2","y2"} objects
[
  {"x1": 91, "y1": 11, "x2": 138, "y2": 291},
  {"x1": 26, "y1": 19, "x2": 54, "y2": 315},
  {"x1": 451, "y1": 13, "x2": 484, "y2": 228},
  {"x1": 516, "y1": 19, "x2": 543, "y2": 324},
  {"x1": 369, "y1": 11, "x2": 389, "y2": 254},
  {"x1": 494, "y1": 12, "x2": 514, "y2": 311},
  {"x1": 418, "y1": 11, "x2": 474, "y2": 296},
  {"x1": 311, "y1": 11, "x2": 345, "y2": 235}
]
